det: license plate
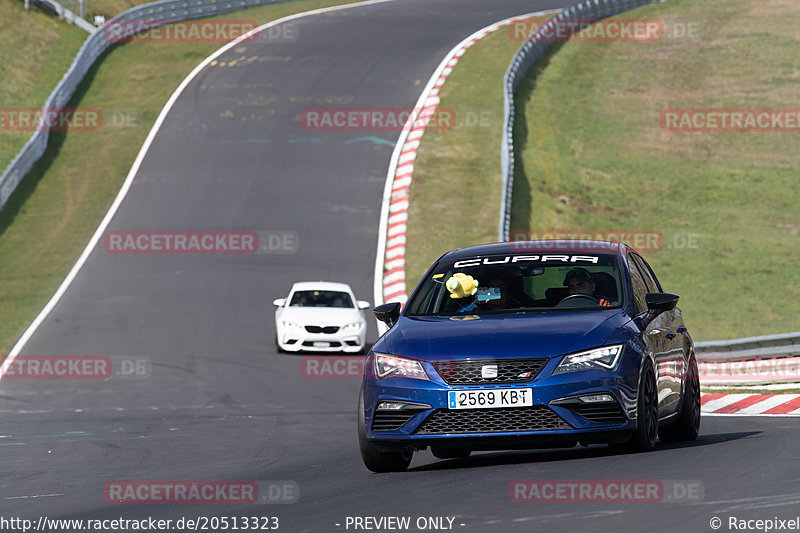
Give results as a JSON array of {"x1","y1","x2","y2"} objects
[
  {"x1": 313, "y1": 341, "x2": 329, "y2": 348},
  {"x1": 448, "y1": 388, "x2": 533, "y2": 410}
]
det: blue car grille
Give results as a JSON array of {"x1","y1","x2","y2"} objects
[
  {"x1": 372, "y1": 409, "x2": 419, "y2": 431},
  {"x1": 566, "y1": 402, "x2": 626, "y2": 424},
  {"x1": 415, "y1": 406, "x2": 570, "y2": 434},
  {"x1": 432, "y1": 358, "x2": 548, "y2": 385}
]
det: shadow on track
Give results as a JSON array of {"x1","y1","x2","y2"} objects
[{"x1": 408, "y1": 431, "x2": 761, "y2": 471}]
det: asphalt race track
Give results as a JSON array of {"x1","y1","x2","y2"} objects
[{"x1": 3, "y1": 1, "x2": 799, "y2": 532}]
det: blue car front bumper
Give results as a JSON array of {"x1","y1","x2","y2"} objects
[{"x1": 361, "y1": 350, "x2": 642, "y2": 451}]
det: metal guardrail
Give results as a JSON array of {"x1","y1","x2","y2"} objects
[
  {"x1": 696, "y1": 332, "x2": 800, "y2": 385},
  {"x1": 695, "y1": 332, "x2": 800, "y2": 361},
  {"x1": 498, "y1": 0, "x2": 662, "y2": 242},
  {"x1": 33, "y1": 0, "x2": 96, "y2": 32},
  {"x1": 1, "y1": 0, "x2": 293, "y2": 212}
]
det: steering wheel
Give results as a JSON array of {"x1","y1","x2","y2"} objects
[{"x1": 555, "y1": 293, "x2": 599, "y2": 308}]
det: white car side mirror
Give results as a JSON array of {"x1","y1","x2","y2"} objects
[
  {"x1": 357, "y1": 300, "x2": 371, "y2": 310},
  {"x1": 273, "y1": 298, "x2": 286, "y2": 307}
]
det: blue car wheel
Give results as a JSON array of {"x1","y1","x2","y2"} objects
[
  {"x1": 613, "y1": 360, "x2": 658, "y2": 453},
  {"x1": 659, "y1": 356, "x2": 701, "y2": 442}
]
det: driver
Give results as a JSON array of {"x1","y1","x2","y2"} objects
[{"x1": 563, "y1": 268, "x2": 612, "y2": 307}]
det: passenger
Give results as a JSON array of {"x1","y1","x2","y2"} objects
[
  {"x1": 480, "y1": 278, "x2": 512, "y2": 310},
  {"x1": 457, "y1": 278, "x2": 515, "y2": 312}
]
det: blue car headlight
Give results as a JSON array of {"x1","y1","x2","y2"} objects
[
  {"x1": 374, "y1": 353, "x2": 430, "y2": 381},
  {"x1": 553, "y1": 345, "x2": 623, "y2": 375}
]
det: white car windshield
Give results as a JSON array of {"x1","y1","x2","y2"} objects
[{"x1": 290, "y1": 290, "x2": 354, "y2": 308}]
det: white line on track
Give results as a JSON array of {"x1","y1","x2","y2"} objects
[{"x1": 3, "y1": 493, "x2": 64, "y2": 500}]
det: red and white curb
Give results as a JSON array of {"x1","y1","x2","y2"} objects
[
  {"x1": 374, "y1": 11, "x2": 555, "y2": 308},
  {"x1": 702, "y1": 393, "x2": 800, "y2": 416}
]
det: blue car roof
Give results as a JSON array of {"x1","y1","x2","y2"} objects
[{"x1": 439, "y1": 240, "x2": 627, "y2": 261}]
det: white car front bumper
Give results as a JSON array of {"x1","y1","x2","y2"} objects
[{"x1": 277, "y1": 326, "x2": 365, "y2": 353}]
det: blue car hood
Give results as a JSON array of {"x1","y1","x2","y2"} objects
[{"x1": 377, "y1": 310, "x2": 631, "y2": 360}]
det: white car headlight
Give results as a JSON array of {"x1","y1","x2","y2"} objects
[
  {"x1": 342, "y1": 321, "x2": 363, "y2": 332},
  {"x1": 374, "y1": 353, "x2": 429, "y2": 381},
  {"x1": 553, "y1": 345, "x2": 623, "y2": 375}
]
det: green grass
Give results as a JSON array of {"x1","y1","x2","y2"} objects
[
  {"x1": 0, "y1": 0, "x2": 366, "y2": 356},
  {"x1": 56, "y1": 0, "x2": 163, "y2": 21},
  {"x1": 0, "y1": 0, "x2": 86, "y2": 171},
  {"x1": 407, "y1": 0, "x2": 800, "y2": 341}
]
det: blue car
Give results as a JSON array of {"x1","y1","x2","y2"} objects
[{"x1": 358, "y1": 240, "x2": 700, "y2": 472}]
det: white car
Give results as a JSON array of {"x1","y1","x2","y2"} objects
[{"x1": 273, "y1": 281, "x2": 370, "y2": 353}]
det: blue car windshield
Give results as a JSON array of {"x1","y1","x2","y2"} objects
[{"x1": 405, "y1": 253, "x2": 624, "y2": 316}]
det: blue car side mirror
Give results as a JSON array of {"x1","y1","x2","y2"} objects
[{"x1": 374, "y1": 302, "x2": 401, "y2": 327}]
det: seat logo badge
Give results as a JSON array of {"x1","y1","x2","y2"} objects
[
  {"x1": 481, "y1": 365, "x2": 498, "y2": 378},
  {"x1": 518, "y1": 371, "x2": 532, "y2": 378}
]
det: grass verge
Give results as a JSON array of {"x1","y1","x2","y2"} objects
[
  {"x1": 56, "y1": 0, "x2": 162, "y2": 21},
  {"x1": 408, "y1": 0, "x2": 800, "y2": 341},
  {"x1": 0, "y1": 0, "x2": 366, "y2": 356}
]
